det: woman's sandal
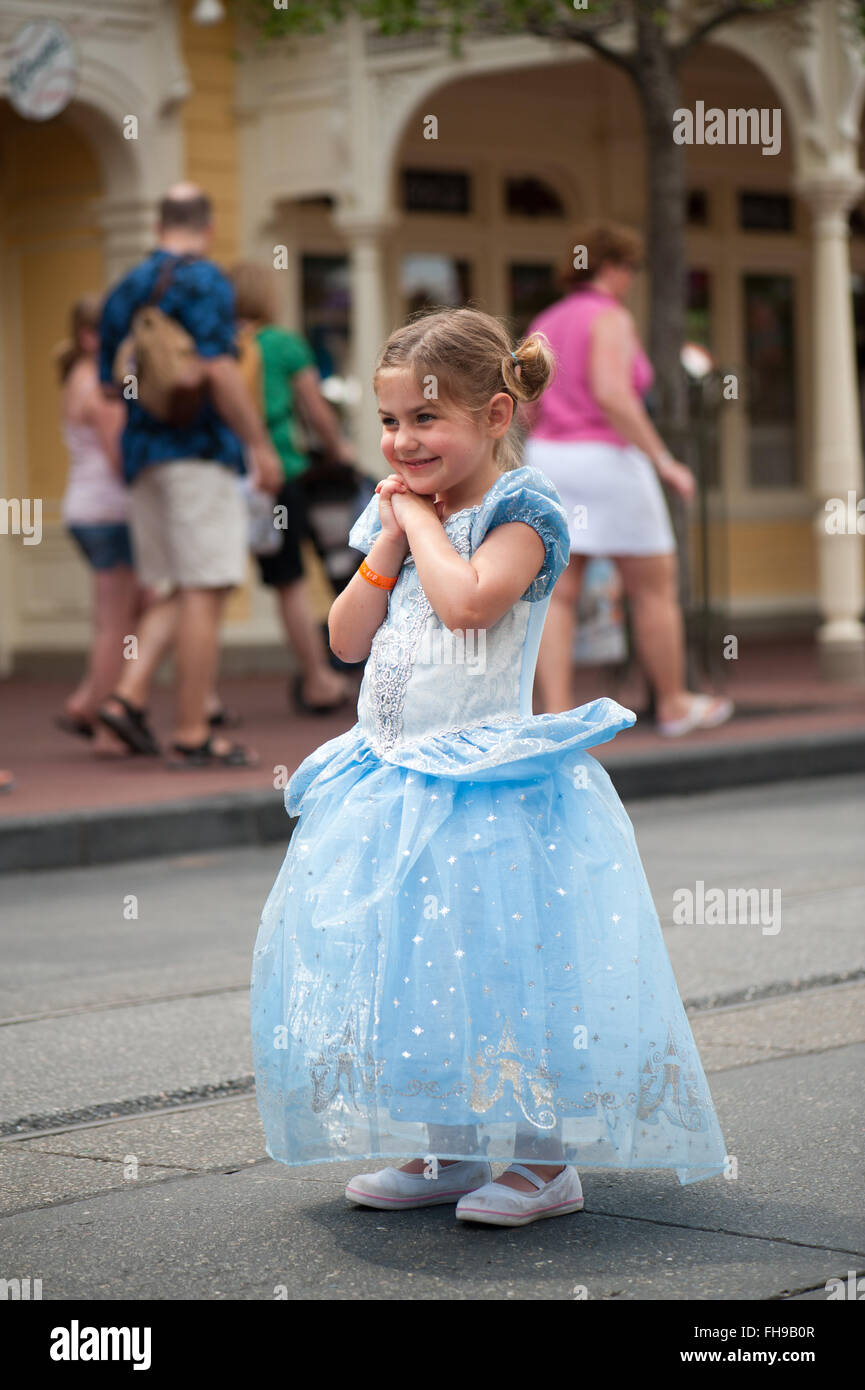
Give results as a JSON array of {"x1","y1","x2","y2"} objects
[
  {"x1": 97, "y1": 694, "x2": 161, "y2": 756},
  {"x1": 656, "y1": 693, "x2": 734, "y2": 738},
  {"x1": 291, "y1": 673, "x2": 353, "y2": 717},
  {"x1": 166, "y1": 736, "x2": 259, "y2": 769},
  {"x1": 55, "y1": 714, "x2": 95, "y2": 741},
  {"x1": 208, "y1": 705, "x2": 243, "y2": 730}
]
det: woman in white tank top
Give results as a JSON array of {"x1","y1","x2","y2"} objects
[{"x1": 57, "y1": 296, "x2": 139, "y2": 750}]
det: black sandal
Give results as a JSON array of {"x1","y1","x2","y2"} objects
[
  {"x1": 55, "y1": 715, "x2": 95, "y2": 741},
  {"x1": 166, "y1": 736, "x2": 259, "y2": 769},
  {"x1": 97, "y1": 694, "x2": 160, "y2": 756},
  {"x1": 208, "y1": 705, "x2": 243, "y2": 730},
  {"x1": 291, "y1": 674, "x2": 353, "y2": 717}
]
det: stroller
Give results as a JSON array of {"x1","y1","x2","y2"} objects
[{"x1": 299, "y1": 449, "x2": 376, "y2": 669}]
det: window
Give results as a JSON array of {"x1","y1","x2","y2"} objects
[
  {"x1": 687, "y1": 268, "x2": 712, "y2": 349},
  {"x1": 851, "y1": 273, "x2": 865, "y2": 449},
  {"x1": 739, "y1": 192, "x2": 793, "y2": 232},
  {"x1": 686, "y1": 269, "x2": 719, "y2": 489},
  {"x1": 301, "y1": 255, "x2": 350, "y2": 381},
  {"x1": 402, "y1": 169, "x2": 471, "y2": 214},
  {"x1": 687, "y1": 190, "x2": 709, "y2": 226},
  {"x1": 401, "y1": 254, "x2": 472, "y2": 314},
  {"x1": 508, "y1": 263, "x2": 559, "y2": 337},
  {"x1": 743, "y1": 273, "x2": 798, "y2": 487},
  {"x1": 505, "y1": 176, "x2": 565, "y2": 218}
]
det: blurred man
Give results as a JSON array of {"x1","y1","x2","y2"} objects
[{"x1": 98, "y1": 184, "x2": 281, "y2": 767}]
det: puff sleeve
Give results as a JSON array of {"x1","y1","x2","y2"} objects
[
  {"x1": 469, "y1": 465, "x2": 570, "y2": 602},
  {"x1": 347, "y1": 491, "x2": 384, "y2": 556}
]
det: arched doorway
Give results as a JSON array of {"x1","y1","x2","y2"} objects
[
  {"x1": 0, "y1": 99, "x2": 139, "y2": 672},
  {"x1": 0, "y1": 103, "x2": 104, "y2": 671}
]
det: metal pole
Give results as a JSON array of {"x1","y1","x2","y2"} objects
[{"x1": 696, "y1": 377, "x2": 712, "y2": 681}]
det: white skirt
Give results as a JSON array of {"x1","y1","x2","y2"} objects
[{"x1": 523, "y1": 438, "x2": 676, "y2": 556}]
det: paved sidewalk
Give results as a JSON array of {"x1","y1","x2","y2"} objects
[
  {"x1": 2, "y1": 989, "x2": 862, "y2": 1300},
  {"x1": 1, "y1": 779, "x2": 861, "y2": 1303},
  {"x1": 1, "y1": 637, "x2": 863, "y2": 871}
]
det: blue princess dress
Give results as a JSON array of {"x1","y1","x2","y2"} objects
[{"x1": 250, "y1": 465, "x2": 727, "y2": 1184}]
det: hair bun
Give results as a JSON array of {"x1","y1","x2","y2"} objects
[{"x1": 502, "y1": 331, "x2": 555, "y2": 403}]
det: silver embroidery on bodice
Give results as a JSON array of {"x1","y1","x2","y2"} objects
[{"x1": 356, "y1": 507, "x2": 535, "y2": 754}]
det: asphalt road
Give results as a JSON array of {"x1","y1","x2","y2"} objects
[{"x1": 1, "y1": 774, "x2": 863, "y2": 1301}]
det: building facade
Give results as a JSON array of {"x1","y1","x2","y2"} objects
[{"x1": 1, "y1": 0, "x2": 864, "y2": 676}]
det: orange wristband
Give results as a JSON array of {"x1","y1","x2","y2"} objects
[{"x1": 359, "y1": 558, "x2": 398, "y2": 591}]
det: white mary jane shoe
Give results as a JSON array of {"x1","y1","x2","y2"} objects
[
  {"x1": 345, "y1": 1158, "x2": 493, "y2": 1210},
  {"x1": 455, "y1": 1162, "x2": 584, "y2": 1227}
]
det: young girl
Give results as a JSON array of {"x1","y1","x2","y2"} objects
[{"x1": 250, "y1": 308, "x2": 727, "y2": 1228}]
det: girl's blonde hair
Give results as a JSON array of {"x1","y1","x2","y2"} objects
[
  {"x1": 230, "y1": 261, "x2": 279, "y2": 325},
  {"x1": 374, "y1": 306, "x2": 555, "y2": 472},
  {"x1": 54, "y1": 294, "x2": 103, "y2": 383}
]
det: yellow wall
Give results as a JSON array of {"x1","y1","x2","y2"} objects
[
  {"x1": 725, "y1": 519, "x2": 817, "y2": 600},
  {"x1": 180, "y1": 0, "x2": 240, "y2": 266},
  {"x1": 0, "y1": 106, "x2": 104, "y2": 507},
  {"x1": 179, "y1": 1, "x2": 259, "y2": 622},
  {"x1": 688, "y1": 518, "x2": 817, "y2": 603}
]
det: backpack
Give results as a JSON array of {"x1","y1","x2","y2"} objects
[{"x1": 112, "y1": 256, "x2": 209, "y2": 427}]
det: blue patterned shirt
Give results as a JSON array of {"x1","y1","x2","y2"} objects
[{"x1": 98, "y1": 249, "x2": 244, "y2": 483}]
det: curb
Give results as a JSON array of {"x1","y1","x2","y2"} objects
[
  {"x1": 0, "y1": 791, "x2": 296, "y2": 874},
  {"x1": 1, "y1": 727, "x2": 863, "y2": 874},
  {"x1": 606, "y1": 726, "x2": 865, "y2": 799}
]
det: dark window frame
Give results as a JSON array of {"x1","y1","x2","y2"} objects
[
  {"x1": 401, "y1": 168, "x2": 472, "y2": 215},
  {"x1": 504, "y1": 175, "x2": 566, "y2": 219},
  {"x1": 738, "y1": 191, "x2": 795, "y2": 233}
]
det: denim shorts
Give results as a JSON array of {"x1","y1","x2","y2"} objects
[{"x1": 68, "y1": 523, "x2": 134, "y2": 572}]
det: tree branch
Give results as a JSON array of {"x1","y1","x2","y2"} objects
[
  {"x1": 523, "y1": 17, "x2": 639, "y2": 77},
  {"x1": 678, "y1": 0, "x2": 808, "y2": 58}
]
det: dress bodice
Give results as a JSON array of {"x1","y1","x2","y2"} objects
[{"x1": 348, "y1": 466, "x2": 571, "y2": 755}]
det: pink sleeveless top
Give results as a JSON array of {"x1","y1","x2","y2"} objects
[{"x1": 527, "y1": 287, "x2": 653, "y2": 447}]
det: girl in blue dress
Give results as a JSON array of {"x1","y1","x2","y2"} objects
[{"x1": 250, "y1": 307, "x2": 727, "y2": 1228}]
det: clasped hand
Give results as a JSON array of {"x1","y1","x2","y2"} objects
[{"x1": 375, "y1": 474, "x2": 442, "y2": 540}]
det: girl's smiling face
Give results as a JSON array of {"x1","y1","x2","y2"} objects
[{"x1": 376, "y1": 368, "x2": 512, "y2": 502}]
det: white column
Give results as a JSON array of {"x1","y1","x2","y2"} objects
[
  {"x1": 334, "y1": 214, "x2": 397, "y2": 483},
  {"x1": 796, "y1": 171, "x2": 865, "y2": 681},
  {"x1": 0, "y1": 251, "x2": 15, "y2": 676},
  {"x1": 97, "y1": 197, "x2": 157, "y2": 282}
]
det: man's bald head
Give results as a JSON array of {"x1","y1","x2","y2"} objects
[{"x1": 158, "y1": 184, "x2": 213, "y2": 232}]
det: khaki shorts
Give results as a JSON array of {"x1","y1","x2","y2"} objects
[{"x1": 129, "y1": 460, "x2": 248, "y2": 590}]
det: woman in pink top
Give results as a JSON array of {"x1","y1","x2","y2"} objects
[{"x1": 523, "y1": 222, "x2": 732, "y2": 736}]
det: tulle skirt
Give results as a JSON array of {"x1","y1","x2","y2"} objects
[{"x1": 250, "y1": 699, "x2": 727, "y2": 1184}]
